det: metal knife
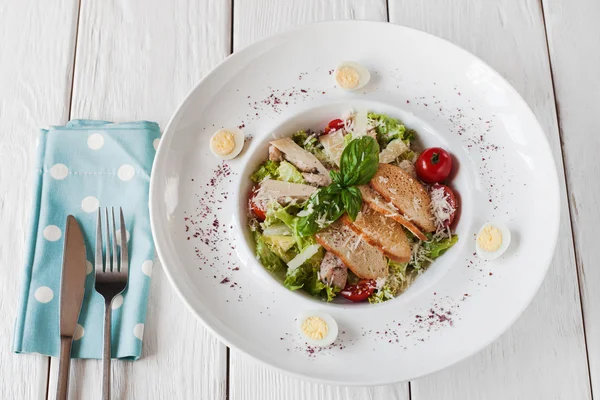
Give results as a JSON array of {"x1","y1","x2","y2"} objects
[{"x1": 56, "y1": 215, "x2": 87, "y2": 400}]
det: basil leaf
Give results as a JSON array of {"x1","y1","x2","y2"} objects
[
  {"x1": 341, "y1": 187, "x2": 362, "y2": 221},
  {"x1": 330, "y1": 170, "x2": 343, "y2": 185},
  {"x1": 296, "y1": 185, "x2": 345, "y2": 237},
  {"x1": 340, "y1": 136, "x2": 380, "y2": 186}
]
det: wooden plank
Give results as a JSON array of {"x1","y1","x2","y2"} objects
[
  {"x1": 230, "y1": 1, "x2": 408, "y2": 399},
  {"x1": 387, "y1": 0, "x2": 592, "y2": 398},
  {"x1": 0, "y1": 0, "x2": 79, "y2": 398},
  {"x1": 542, "y1": 0, "x2": 600, "y2": 394},
  {"x1": 47, "y1": 0, "x2": 231, "y2": 398},
  {"x1": 233, "y1": 0, "x2": 388, "y2": 50}
]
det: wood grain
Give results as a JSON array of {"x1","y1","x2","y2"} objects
[
  {"x1": 46, "y1": 0, "x2": 231, "y2": 398},
  {"x1": 387, "y1": 0, "x2": 592, "y2": 398},
  {"x1": 0, "y1": 0, "x2": 79, "y2": 398},
  {"x1": 542, "y1": 0, "x2": 600, "y2": 395},
  {"x1": 230, "y1": 1, "x2": 409, "y2": 399},
  {"x1": 233, "y1": 0, "x2": 388, "y2": 50}
]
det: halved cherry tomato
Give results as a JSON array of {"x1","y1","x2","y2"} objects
[
  {"x1": 432, "y1": 184, "x2": 457, "y2": 227},
  {"x1": 324, "y1": 118, "x2": 345, "y2": 134},
  {"x1": 416, "y1": 147, "x2": 452, "y2": 184},
  {"x1": 340, "y1": 279, "x2": 376, "y2": 302},
  {"x1": 248, "y1": 188, "x2": 266, "y2": 221}
]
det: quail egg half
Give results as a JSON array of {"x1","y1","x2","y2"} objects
[
  {"x1": 334, "y1": 61, "x2": 371, "y2": 91},
  {"x1": 476, "y1": 222, "x2": 512, "y2": 261},
  {"x1": 209, "y1": 128, "x2": 245, "y2": 160},
  {"x1": 296, "y1": 311, "x2": 338, "y2": 347}
]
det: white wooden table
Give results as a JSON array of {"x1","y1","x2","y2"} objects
[{"x1": 1, "y1": 0, "x2": 597, "y2": 398}]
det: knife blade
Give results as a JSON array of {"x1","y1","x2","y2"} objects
[
  {"x1": 56, "y1": 215, "x2": 87, "y2": 400},
  {"x1": 59, "y1": 215, "x2": 87, "y2": 337}
]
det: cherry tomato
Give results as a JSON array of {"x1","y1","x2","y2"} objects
[
  {"x1": 415, "y1": 147, "x2": 452, "y2": 184},
  {"x1": 248, "y1": 189, "x2": 266, "y2": 221},
  {"x1": 324, "y1": 119, "x2": 345, "y2": 134},
  {"x1": 340, "y1": 279, "x2": 376, "y2": 302},
  {"x1": 432, "y1": 184, "x2": 457, "y2": 227}
]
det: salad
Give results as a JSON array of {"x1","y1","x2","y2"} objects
[{"x1": 248, "y1": 111, "x2": 459, "y2": 303}]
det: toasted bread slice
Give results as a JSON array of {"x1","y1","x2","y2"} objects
[
  {"x1": 315, "y1": 220, "x2": 388, "y2": 280},
  {"x1": 370, "y1": 164, "x2": 435, "y2": 233},
  {"x1": 357, "y1": 185, "x2": 428, "y2": 241},
  {"x1": 342, "y1": 207, "x2": 411, "y2": 263}
]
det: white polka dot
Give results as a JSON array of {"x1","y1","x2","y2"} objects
[
  {"x1": 50, "y1": 164, "x2": 69, "y2": 180},
  {"x1": 141, "y1": 260, "x2": 153, "y2": 277},
  {"x1": 43, "y1": 225, "x2": 62, "y2": 241},
  {"x1": 34, "y1": 286, "x2": 54, "y2": 303},
  {"x1": 81, "y1": 196, "x2": 99, "y2": 213},
  {"x1": 87, "y1": 133, "x2": 104, "y2": 150},
  {"x1": 153, "y1": 138, "x2": 159, "y2": 151},
  {"x1": 86, "y1": 260, "x2": 93, "y2": 275},
  {"x1": 112, "y1": 294, "x2": 124, "y2": 310},
  {"x1": 133, "y1": 323, "x2": 144, "y2": 340},
  {"x1": 117, "y1": 164, "x2": 135, "y2": 181},
  {"x1": 73, "y1": 324, "x2": 85, "y2": 340},
  {"x1": 115, "y1": 229, "x2": 130, "y2": 246}
]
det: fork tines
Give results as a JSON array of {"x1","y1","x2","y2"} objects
[{"x1": 94, "y1": 208, "x2": 129, "y2": 298}]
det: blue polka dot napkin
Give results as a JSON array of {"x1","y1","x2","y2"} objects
[{"x1": 13, "y1": 120, "x2": 160, "y2": 360}]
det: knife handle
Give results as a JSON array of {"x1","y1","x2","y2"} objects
[{"x1": 56, "y1": 336, "x2": 73, "y2": 400}]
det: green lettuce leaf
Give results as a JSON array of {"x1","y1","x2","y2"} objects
[
  {"x1": 254, "y1": 231, "x2": 286, "y2": 273},
  {"x1": 369, "y1": 261, "x2": 410, "y2": 304},
  {"x1": 251, "y1": 160, "x2": 280, "y2": 182},
  {"x1": 292, "y1": 130, "x2": 329, "y2": 164},
  {"x1": 277, "y1": 161, "x2": 305, "y2": 184},
  {"x1": 368, "y1": 112, "x2": 414, "y2": 148},
  {"x1": 424, "y1": 234, "x2": 458, "y2": 258},
  {"x1": 283, "y1": 248, "x2": 337, "y2": 301}
]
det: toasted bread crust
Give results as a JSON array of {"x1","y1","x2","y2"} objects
[
  {"x1": 358, "y1": 185, "x2": 428, "y2": 241},
  {"x1": 315, "y1": 221, "x2": 388, "y2": 280},
  {"x1": 342, "y1": 210, "x2": 411, "y2": 263},
  {"x1": 370, "y1": 164, "x2": 436, "y2": 233}
]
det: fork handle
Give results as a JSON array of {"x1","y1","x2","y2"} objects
[
  {"x1": 102, "y1": 300, "x2": 112, "y2": 400},
  {"x1": 56, "y1": 336, "x2": 72, "y2": 400}
]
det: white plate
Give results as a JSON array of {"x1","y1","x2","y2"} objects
[{"x1": 150, "y1": 21, "x2": 560, "y2": 385}]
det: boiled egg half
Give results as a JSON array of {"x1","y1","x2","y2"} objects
[
  {"x1": 296, "y1": 311, "x2": 338, "y2": 347},
  {"x1": 209, "y1": 128, "x2": 244, "y2": 160},
  {"x1": 334, "y1": 62, "x2": 371, "y2": 91},
  {"x1": 476, "y1": 222, "x2": 511, "y2": 261}
]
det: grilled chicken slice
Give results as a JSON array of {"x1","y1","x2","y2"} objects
[
  {"x1": 268, "y1": 145, "x2": 284, "y2": 161},
  {"x1": 270, "y1": 138, "x2": 331, "y2": 185},
  {"x1": 252, "y1": 179, "x2": 316, "y2": 208},
  {"x1": 319, "y1": 251, "x2": 348, "y2": 289},
  {"x1": 302, "y1": 172, "x2": 330, "y2": 187}
]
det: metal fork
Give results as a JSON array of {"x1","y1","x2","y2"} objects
[{"x1": 95, "y1": 207, "x2": 129, "y2": 400}]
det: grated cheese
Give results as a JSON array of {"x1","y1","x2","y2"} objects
[
  {"x1": 315, "y1": 213, "x2": 331, "y2": 229},
  {"x1": 430, "y1": 185, "x2": 456, "y2": 236},
  {"x1": 375, "y1": 277, "x2": 387, "y2": 290},
  {"x1": 411, "y1": 241, "x2": 433, "y2": 267},
  {"x1": 352, "y1": 234, "x2": 362, "y2": 251},
  {"x1": 412, "y1": 197, "x2": 422, "y2": 211},
  {"x1": 297, "y1": 201, "x2": 315, "y2": 217},
  {"x1": 287, "y1": 244, "x2": 321, "y2": 270},
  {"x1": 303, "y1": 133, "x2": 316, "y2": 146},
  {"x1": 378, "y1": 176, "x2": 389, "y2": 184}
]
